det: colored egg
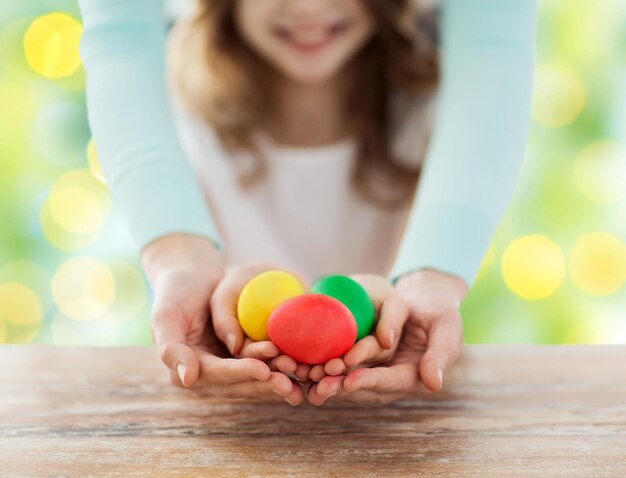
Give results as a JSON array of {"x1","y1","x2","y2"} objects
[
  {"x1": 237, "y1": 270, "x2": 305, "y2": 341},
  {"x1": 311, "y1": 275, "x2": 375, "y2": 340},
  {"x1": 267, "y1": 294, "x2": 357, "y2": 365}
]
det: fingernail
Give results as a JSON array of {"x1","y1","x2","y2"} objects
[
  {"x1": 438, "y1": 368, "x2": 443, "y2": 388},
  {"x1": 177, "y1": 363, "x2": 186, "y2": 385},
  {"x1": 226, "y1": 333, "x2": 236, "y2": 354},
  {"x1": 272, "y1": 388, "x2": 289, "y2": 397},
  {"x1": 286, "y1": 398, "x2": 298, "y2": 406}
]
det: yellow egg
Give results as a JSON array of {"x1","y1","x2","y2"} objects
[{"x1": 237, "y1": 270, "x2": 305, "y2": 341}]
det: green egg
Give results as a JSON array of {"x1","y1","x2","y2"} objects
[{"x1": 311, "y1": 275, "x2": 375, "y2": 341}]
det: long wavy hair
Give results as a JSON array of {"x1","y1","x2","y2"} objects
[{"x1": 169, "y1": 0, "x2": 439, "y2": 208}]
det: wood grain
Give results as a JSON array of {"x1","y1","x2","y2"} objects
[{"x1": 1, "y1": 345, "x2": 625, "y2": 477}]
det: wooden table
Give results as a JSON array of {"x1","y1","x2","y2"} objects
[{"x1": 1, "y1": 345, "x2": 625, "y2": 476}]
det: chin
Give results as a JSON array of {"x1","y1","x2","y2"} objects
[
  {"x1": 282, "y1": 65, "x2": 341, "y2": 85},
  {"x1": 275, "y1": 53, "x2": 349, "y2": 85}
]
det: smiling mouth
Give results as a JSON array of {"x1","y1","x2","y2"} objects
[{"x1": 273, "y1": 21, "x2": 348, "y2": 53}]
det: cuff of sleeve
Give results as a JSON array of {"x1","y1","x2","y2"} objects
[
  {"x1": 110, "y1": 167, "x2": 222, "y2": 255},
  {"x1": 388, "y1": 203, "x2": 494, "y2": 287}
]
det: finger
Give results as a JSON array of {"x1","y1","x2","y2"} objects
[
  {"x1": 280, "y1": 378, "x2": 306, "y2": 406},
  {"x1": 375, "y1": 294, "x2": 409, "y2": 350},
  {"x1": 316, "y1": 375, "x2": 345, "y2": 398},
  {"x1": 419, "y1": 313, "x2": 463, "y2": 392},
  {"x1": 323, "y1": 358, "x2": 346, "y2": 376},
  {"x1": 237, "y1": 338, "x2": 280, "y2": 360},
  {"x1": 308, "y1": 375, "x2": 400, "y2": 406},
  {"x1": 196, "y1": 355, "x2": 271, "y2": 385},
  {"x1": 306, "y1": 376, "x2": 343, "y2": 406},
  {"x1": 334, "y1": 389, "x2": 400, "y2": 405},
  {"x1": 309, "y1": 364, "x2": 326, "y2": 382},
  {"x1": 342, "y1": 335, "x2": 385, "y2": 368},
  {"x1": 151, "y1": 299, "x2": 200, "y2": 388},
  {"x1": 294, "y1": 363, "x2": 312, "y2": 381},
  {"x1": 210, "y1": 268, "x2": 264, "y2": 356},
  {"x1": 193, "y1": 371, "x2": 294, "y2": 400},
  {"x1": 168, "y1": 369, "x2": 184, "y2": 388},
  {"x1": 343, "y1": 364, "x2": 432, "y2": 394},
  {"x1": 304, "y1": 376, "x2": 402, "y2": 405},
  {"x1": 348, "y1": 274, "x2": 387, "y2": 307},
  {"x1": 269, "y1": 354, "x2": 298, "y2": 374},
  {"x1": 226, "y1": 372, "x2": 293, "y2": 400},
  {"x1": 188, "y1": 386, "x2": 286, "y2": 402}
]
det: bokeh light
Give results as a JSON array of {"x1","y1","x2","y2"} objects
[
  {"x1": 50, "y1": 319, "x2": 84, "y2": 345},
  {"x1": 1, "y1": 1, "x2": 625, "y2": 346},
  {"x1": 40, "y1": 169, "x2": 110, "y2": 251},
  {"x1": 569, "y1": 232, "x2": 626, "y2": 295},
  {"x1": 23, "y1": 12, "x2": 82, "y2": 78},
  {"x1": 49, "y1": 187, "x2": 105, "y2": 234},
  {"x1": 0, "y1": 260, "x2": 53, "y2": 319},
  {"x1": 532, "y1": 63, "x2": 586, "y2": 127},
  {"x1": 0, "y1": 282, "x2": 43, "y2": 326},
  {"x1": 501, "y1": 235, "x2": 565, "y2": 300},
  {"x1": 554, "y1": 0, "x2": 624, "y2": 67},
  {"x1": 52, "y1": 257, "x2": 115, "y2": 321},
  {"x1": 562, "y1": 304, "x2": 626, "y2": 344},
  {"x1": 103, "y1": 261, "x2": 148, "y2": 321},
  {"x1": 563, "y1": 321, "x2": 609, "y2": 345},
  {"x1": 0, "y1": 80, "x2": 38, "y2": 170},
  {"x1": 574, "y1": 141, "x2": 626, "y2": 204}
]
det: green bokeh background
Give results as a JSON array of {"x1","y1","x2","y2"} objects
[{"x1": 1, "y1": 0, "x2": 625, "y2": 346}]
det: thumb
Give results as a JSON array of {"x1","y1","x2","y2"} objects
[
  {"x1": 418, "y1": 313, "x2": 463, "y2": 392},
  {"x1": 151, "y1": 298, "x2": 201, "y2": 388},
  {"x1": 374, "y1": 293, "x2": 409, "y2": 350}
]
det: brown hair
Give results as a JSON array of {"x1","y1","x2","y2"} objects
[{"x1": 169, "y1": 0, "x2": 439, "y2": 208}]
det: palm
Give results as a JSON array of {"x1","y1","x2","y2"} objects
[
  {"x1": 156, "y1": 268, "x2": 228, "y2": 357},
  {"x1": 389, "y1": 313, "x2": 429, "y2": 366}
]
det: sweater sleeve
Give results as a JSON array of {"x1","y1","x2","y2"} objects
[
  {"x1": 389, "y1": 0, "x2": 536, "y2": 286},
  {"x1": 78, "y1": 0, "x2": 222, "y2": 254}
]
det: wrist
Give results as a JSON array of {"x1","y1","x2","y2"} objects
[
  {"x1": 394, "y1": 268, "x2": 468, "y2": 304},
  {"x1": 140, "y1": 233, "x2": 225, "y2": 284}
]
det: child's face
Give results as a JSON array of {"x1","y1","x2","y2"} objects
[{"x1": 235, "y1": 0, "x2": 375, "y2": 85}]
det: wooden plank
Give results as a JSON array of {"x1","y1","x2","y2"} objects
[{"x1": 0, "y1": 345, "x2": 625, "y2": 476}]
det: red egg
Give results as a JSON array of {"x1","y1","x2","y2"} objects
[{"x1": 267, "y1": 294, "x2": 357, "y2": 365}]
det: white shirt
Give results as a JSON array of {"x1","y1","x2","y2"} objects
[{"x1": 171, "y1": 92, "x2": 436, "y2": 283}]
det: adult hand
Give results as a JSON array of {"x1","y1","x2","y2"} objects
[
  {"x1": 307, "y1": 269, "x2": 467, "y2": 405},
  {"x1": 142, "y1": 234, "x2": 298, "y2": 404}
]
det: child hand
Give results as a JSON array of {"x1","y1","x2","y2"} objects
[
  {"x1": 209, "y1": 261, "x2": 313, "y2": 402},
  {"x1": 306, "y1": 269, "x2": 467, "y2": 405},
  {"x1": 143, "y1": 234, "x2": 301, "y2": 405},
  {"x1": 308, "y1": 274, "x2": 410, "y2": 382}
]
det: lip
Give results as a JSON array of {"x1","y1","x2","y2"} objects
[{"x1": 273, "y1": 21, "x2": 347, "y2": 53}]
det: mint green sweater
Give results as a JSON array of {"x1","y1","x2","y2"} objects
[{"x1": 78, "y1": 0, "x2": 536, "y2": 286}]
